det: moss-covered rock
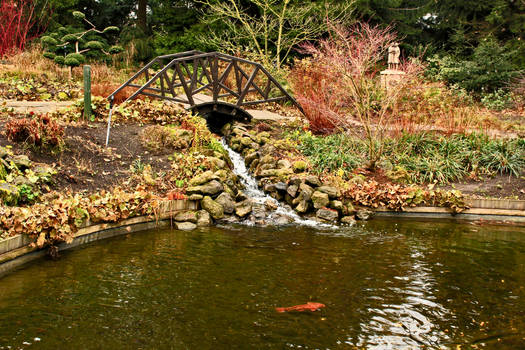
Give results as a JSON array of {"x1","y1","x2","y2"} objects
[
  {"x1": 201, "y1": 196, "x2": 224, "y2": 219},
  {"x1": 311, "y1": 191, "x2": 330, "y2": 209}
]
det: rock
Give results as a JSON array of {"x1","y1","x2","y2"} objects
[
  {"x1": 13, "y1": 175, "x2": 32, "y2": 186},
  {"x1": 187, "y1": 180, "x2": 224, "y2": 196},
  {"x1": 292, "y1": 160, "x2": 307, "y2": 173},
  {"x1": 209, "y1": 157, "x2": 227, "y2": 169},
  {"x1": 316, "y1": 208, "x2": 339, "y2": 222},
  {"x1": 196, "y1": 210, "x2": 212, "y2": 226},
  {"x1": 285, "y1": 193, "x2": 294, "y2": 205},
  {"x1": 189, "y1": 171, "x2": 216, "y2": 186},
  {"x1": 259, "y1": 154, "x2": 274, "y2": 165},
  {"x1": 295, "y1": 200, "x2": 310, "y2": 213},
  {"x1": 288, "y1": 176, "x2": 302, "y2": 186},
  {"x1": 344, "y1": 202, "x2": 356, "y2": 215},
  {"x1": 245, "y1": 152, "x2": 258, "y2": 166},
  {"x1": 201, "y1": 196, "x2": 224, "y2": 219},
  {"x1": 341, "y1": 216, "x2": 357, "y2": 226},
  {"x1": 32, "y1": 165, "x2": 56, "y2": 182},
  {"x1": 174, "y1": 210, "x2": 198, "y2": 223},
  {"x1": 251, "y1": 203, "x2": 266, "y2": 219},
  {"x1": 235, "y1": 199, "x2": 253, "y2": 217},
  {"x1": 10, "y1": 155, "x2": 32, "y2": 170},
  {"x1": 256, "y1": 168, "x2": 292, "y2": 178},
  {"x1": 222, "y1": 184, "x2": 236, "y2": 198},
  {"x1": 305, "y1": 175, "x2": 322, "y2": 187},
  {"x1": 311, "y1": 191, "x2": 330, "y2": 209},
  {"x1": 276, "y1": 159, "x2": 291, "y2": 169},
  {"x1": 356, "y1": 209, "x2": 374, "y2": 221},
  {"x1": 273, "y1": 214, "x2": 293, "y2": 225},
  {"x1": 292, "y1": 183, "x2": 314, "y2": 206},
  {"x1": 275, "y1": 182, "x2": 288, "y2": 192},
  {"x1": 175, "y1": 222, "x2": 197, "y2": 231},
  {"x1": 0, "y1": 182, "x2": 18, "y2": 204},
  {"x1": 213, "y1": 169, "x2": 229, "y2": 182},
  {"x1": 329, "y1": 200, "x2": 344, "y2": 211},
  {"x1": 240, "y1": 137, "x2": 253, "y2": 147},
  {"x1": 265, "y1": 199, "x2": 278, "y2": 211},
  {"x1": 286, "y1": 184, "x2": 298, "y2": 197},
  {"x1": 249, "y1": 159, "x2": 259, "y2": 172},
  {"x1": 263, "y1": 183, "x2": 277, "y2": 192},
  {"x1": 232, "y1": 126, "x2": 247, "y2": 135},
  {"x1": 269, "y1": 191, "x2": 283, "y2": 201},
  {"x1": 317, "y1": 186, "x2": 340, "y2": 199},
  {"x1": 188, "y1": 194, "x2": 203, "y2": 201},
  {"x1": 216, "y1": 192, "x2": 235, "y2": 214},
  {"x1": 217, "y1": 215, "x2": 241, "y2": 224},
  {"x1": 236, "y1": 191, "x2": 248, "y2": 201}
]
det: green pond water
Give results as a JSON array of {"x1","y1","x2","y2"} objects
[{"x1": 0, "y1": 219, "x2": 524, "y2": 349}]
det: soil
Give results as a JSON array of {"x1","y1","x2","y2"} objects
[
  {"x1": 0, "y1": 121, "x2": 173, "y2": 193},
  {"x1": 441, "y1": 174, "x2": 525, "y2": 200}
]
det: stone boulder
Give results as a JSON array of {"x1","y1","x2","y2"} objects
[
  {"x1": 341, "y1": 216, "x2": 356, "y2": 226},
  {"x1": 305, "y1": 175, "x2": 322, "y2": 187},
  {"x1": 174, "y1": 211, "x2": 198, "y2": 223},
  {"x1": 235, "y1": 199, "x2": 253, "y2": 217},
  {"x1": 356, "y1": 209, "x2": 375, "y2": 221},
  {"x1": 187, "y1": 180, "x2": 224, "y2": 196},
  {"x1": 216, "y1": 192, "x2": 235, "y2": 214},
  {"x1": 175, "y1": 222, "x2": 197, "y2": 231},
  {"x1": 201, "y1": 196, "x2": 224, "y2": 219},
  {"x1": 316, "y1": 208, "x2": 339, "y2": 222},
  {"x1": 311, "y1": 191, "x2": 329, "y2": 209},
  {"x1": 196, "y1": 210, "x2": 212, "y2": 227},
  {"x1": 317, "y1": 186, "x2": 340, "y2": 199}
]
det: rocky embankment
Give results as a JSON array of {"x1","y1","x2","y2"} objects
[{"x1": 170, "y1": 122, "x2": 373, "y2": 230}]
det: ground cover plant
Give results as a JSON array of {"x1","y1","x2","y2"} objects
[{"x1": 297, "y1": 131, "x2": 524, "y2": 185}]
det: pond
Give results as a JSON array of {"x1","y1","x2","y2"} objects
[{"x1": 0, "y1": 219, "x2": 524, "y2": 349}]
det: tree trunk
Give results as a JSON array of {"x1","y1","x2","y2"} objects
[{"x1": 137, "y1": 0, "x2": 148, "y2": 32}]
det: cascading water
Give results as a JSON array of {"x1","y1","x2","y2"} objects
[{"x1": 221, "y1": 139, "x2": 327, "y2": 227}]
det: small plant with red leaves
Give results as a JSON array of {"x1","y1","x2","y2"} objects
[{"x1": 4, "y1": 113, "x2": 64, "y2": 151}]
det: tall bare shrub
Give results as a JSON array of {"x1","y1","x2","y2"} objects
[{"x1": 290, "y1": 23, "x2": 423, "y2": 169}]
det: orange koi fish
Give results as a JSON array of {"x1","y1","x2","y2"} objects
[{"x1": 275, "y1": 302, "x2": 326, "y2": 313}]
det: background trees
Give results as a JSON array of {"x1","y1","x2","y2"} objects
[{"x1": 2, "y1": 0, "x2": 520, "y2": 93}]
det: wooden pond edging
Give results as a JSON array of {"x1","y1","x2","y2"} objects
[
  {"x1": 375, "y1": 198, "x2": 525, "y2": 224},
  {"x1": 0, "y1": 199, "x2": 197, "y2": 278},
  {"x1": 1, "y1": 198, "x2": 524, "y2": 278}
]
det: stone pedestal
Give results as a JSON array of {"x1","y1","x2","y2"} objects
[{"x1": 380, "y1": 69, "x2": 406, "y2": 89}]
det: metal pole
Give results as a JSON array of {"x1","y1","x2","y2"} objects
[
  {"x1": 105, "y1": 96, "x2": 114, "y2": 147},
  {"x1": 83, "y1": 65, "x2": 92, "y2": 121}
]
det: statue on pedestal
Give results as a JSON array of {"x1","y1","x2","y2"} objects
[{"x1": 388, "y1": 42, "x2": 400, "y2": 70}]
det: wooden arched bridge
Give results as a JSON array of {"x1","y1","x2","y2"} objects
[{"x1": 105, "y1": 51, "x2": 302, "y2": 142}]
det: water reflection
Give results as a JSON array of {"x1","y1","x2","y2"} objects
[{"x1": 0, "y1": 219, "x2": 523, "y2": 349}]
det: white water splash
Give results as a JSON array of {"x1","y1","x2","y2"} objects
[{"x1": 221, "y1": 139, "x2": 328, "y2": 227}]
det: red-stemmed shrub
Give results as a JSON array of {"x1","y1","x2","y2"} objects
[{"x1": 0, "y1": 0, "x2": 44, "y2": 57}]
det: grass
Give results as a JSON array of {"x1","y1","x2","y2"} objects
[{"x1": 298, "y1": 131, "x2": 525, "y2": 184}]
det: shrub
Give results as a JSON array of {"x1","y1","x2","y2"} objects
[
  {"x1": 290, "y1": 22, "x2": 424, "y2": 169},
  {"x1": 4, "y1": 114, "x2": 64, "y2": 151},
  {"x1": 426, "y1": 38, "x2": 519, "y2": 93}
]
